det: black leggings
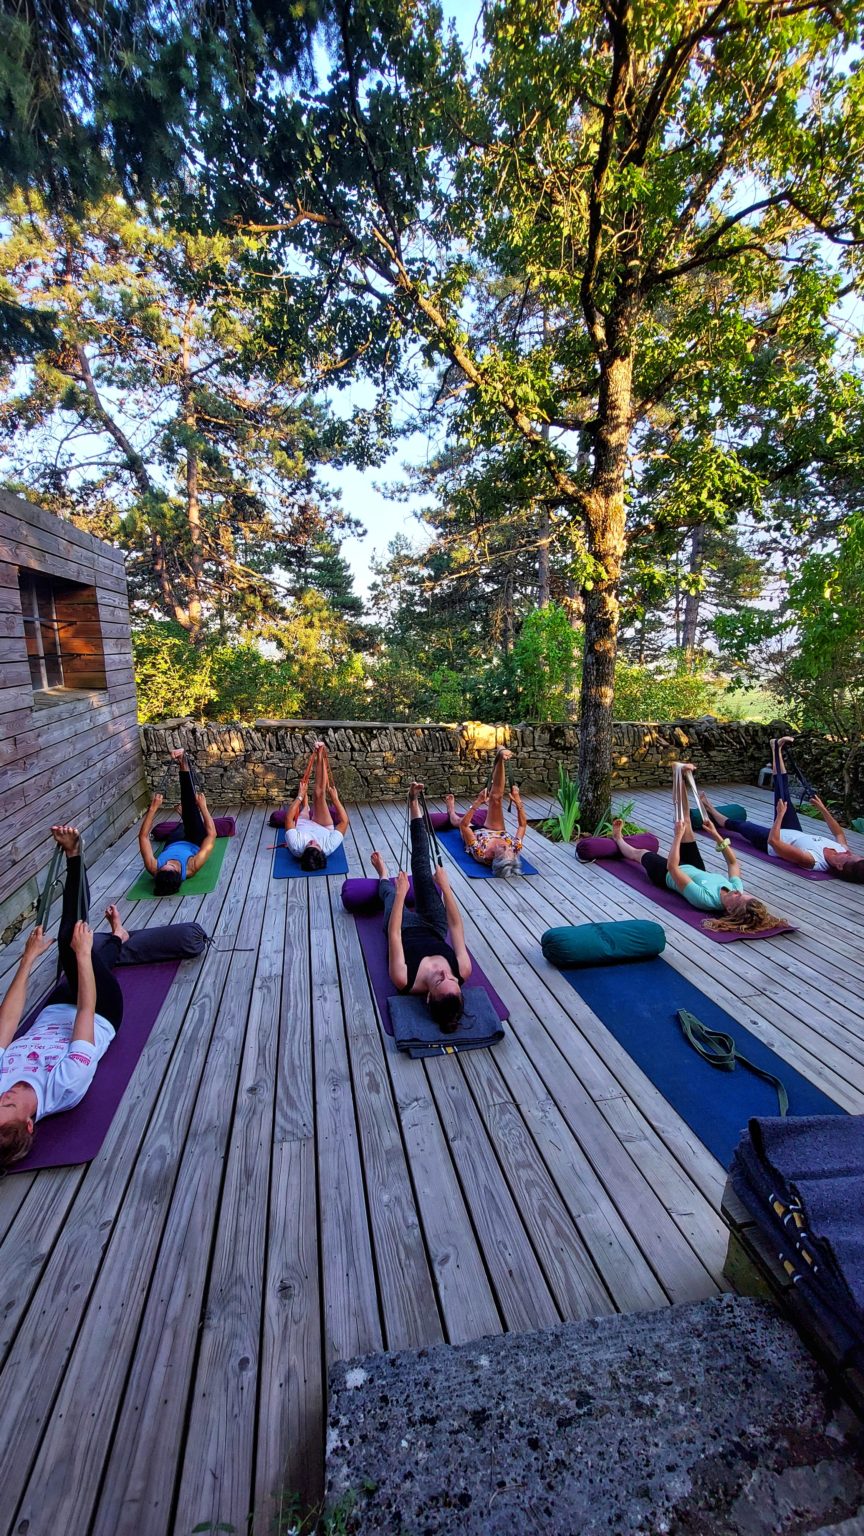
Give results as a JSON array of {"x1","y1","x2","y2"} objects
[
  {"x1": 179, "y1": 765, "x2": 207, "y2": 846},
  {"x1": 725, "y1": 754, "x2": 802, "y2": 853},
  {"x1": 640, "y1": 838, "x2": 705, "y2": 889},
  {"x1": 380, "y1": 815, "x2": 448, "y2": 940},
  {"x1": 57, "y1": 856, "x2": 124, "y2": 1029}
]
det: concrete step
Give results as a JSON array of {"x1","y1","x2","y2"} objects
[{"x1": 326, "y1": 1295, "x2": 864, "y2": 1534}]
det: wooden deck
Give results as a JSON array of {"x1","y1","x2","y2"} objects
[{"x1": 1, "y1": 781, "x2": 862, "y2": 1536}]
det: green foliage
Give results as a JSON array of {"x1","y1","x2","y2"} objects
[
  {"x1": 538, "y1": 764, "x2": 581, "y2": 843},
  {"x1": 511, "y1": 605, "x2": 579, "y2": 723},
  {"x1": 132, "y1": 623, "x2": 216, "y2": 722},
  {"x1": 594, "y1": 800, "x2": 645, "y2": 839}
]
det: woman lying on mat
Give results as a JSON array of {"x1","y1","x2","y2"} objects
[
  {"x1": 371, "y1": 782, "x2": 471, "y2": 1031},
  {"x1": 611, "y1": 764, "x2": 786, "y2": 935},
  {"x1": 139, "y1": 749, "x2": 217, "y2": 895},
  {"x1": 454, "y1": 747, "x2": 526, "y2": 878},
  {"x1": 0, "y1": 825, "x2": 128, "y2": 1169},
  {"x1": 700, "y1": 738, "x2": 864, "y2": 883},
  {"x1": 284, "y1": 741, "x2": 350, "y2": 871}
]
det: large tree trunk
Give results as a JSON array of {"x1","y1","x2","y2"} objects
[
  {"x1": 681, "y1": 525, "x2": 704, "y2": 668},
  {"x1": 578, "y1": 350, "x2": 632, "y2": 828},
  {"x1": 182, "y1": 320, "x2": 204, "y2": 641},
  {"x1": 536, "y1": 503, "x2": 551, "y2": 606}
]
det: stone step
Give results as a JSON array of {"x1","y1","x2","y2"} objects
[{"x1": 325, "y1": 1295, "x2": 864, "y2": 1535}]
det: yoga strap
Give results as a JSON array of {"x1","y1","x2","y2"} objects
[
  {"x1": 677, "y1": 1008, "x2": 789, "y2": 1117},
  {"x1": 34, "y1": 834, "x2": 88, "y2": 931}
]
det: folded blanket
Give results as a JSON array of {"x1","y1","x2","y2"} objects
[{"x1": 388, "y1": 988, "x2": 505, "y2": 1058}]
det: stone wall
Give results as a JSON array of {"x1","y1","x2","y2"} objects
[{"x1": 140, "y1": 716, "x2": 820, "y2": 805}]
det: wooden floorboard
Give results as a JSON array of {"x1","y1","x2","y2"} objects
[{"x1": 0, "y1": 786, "x2": 861, "y2": 1533}]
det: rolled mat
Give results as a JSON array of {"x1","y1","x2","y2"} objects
[
  {"x1": 437, "y1": 825, "x2": 538, "y2": 879},
  {"x1": 591, "y1": 855, "x2": 796, "y2": 942},
  {"x1": 272, "y1": 829, "x2": 349, "y2": 878},
  {"x1": 557, "y1": 956, "x2": 843, "y2": 1167},
  {"x1": 351, "y1": 906, "x2": 509, "y2": 1038},
  {"x1": 697, "y1": 824, "x2": 833, "y2": 882},
  {"x1": 152, "y1": 815, "x2": 236, "y2": 841},
  {"x1": 9, "y1": 957, "x2": 182, "y2": 1172},
  {"x1": 125, "y1": 835, "x2": 231, "y2": 900},
  {"x1": 689, "y1": 803, "x2": 746, "y2": 833}
]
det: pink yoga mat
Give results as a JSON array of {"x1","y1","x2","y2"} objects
[
  {"x1": 10, "y1": 959, "x2": 180, "y2": 1173},
  {"x1": 589, "y1": 855, "x2": 796, "y2": 943}
]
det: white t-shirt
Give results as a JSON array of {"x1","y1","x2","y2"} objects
[
  {"x1": 768, "y1": 828, "x2": 845, "y2": 872},
  {"x1": 0, "y1": 1004, "x2": 115, "y2": 1120},
  {"x1": 284, "y1": 820, "x2": 344, "y2": 858}
]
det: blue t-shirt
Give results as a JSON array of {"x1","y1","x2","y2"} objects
[
  {"x1": 667, "y1": 866, "x2": 744, "y2": 912},
  {"x1": 156, "y1": 839, "x2": 200, "y2": 879}
]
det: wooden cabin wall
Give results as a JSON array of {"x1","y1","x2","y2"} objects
[{"x1": 0, "y1": 489, "x2": 146, "y2": 938}]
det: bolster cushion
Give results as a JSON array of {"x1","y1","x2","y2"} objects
[
  {"x1": 152, "y1": 816, "x2": 236, "y2": 840},
  {"x1": 576, "y1": 832, "x2": 659, "y2": 861},
  {"x1": 541, "y1": 920, "x2": 666, "y2": 968},
  {"x1": 340, "y1": 877, "x2": 416, "y2": 914},
  {"x1": 427, "y1": 806, "x2": 488, "y2": 832},
  {"x1": 269, "y1": 805, "x2": 339, "y2": 829},
  {"x1": 689, "y1": 802, "x2": 747, "y2": 832}
]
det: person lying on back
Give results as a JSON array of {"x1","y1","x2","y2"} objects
[
  {"x1": 138, "y1": 749, "x2": 217, "y2": 895},
  {"x1": 370, "y1": 782, "x2": 472, "y2": 1031},
  {"x1": 0, "y1": 825, "x2": 129, "y2": 1169},
  {"x1": 284, "y1": 741, "x2": 350, "y2": 870}
]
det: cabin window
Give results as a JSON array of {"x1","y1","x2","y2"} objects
[{"x1": 17, "y1": 570, "x2": 108, "y2": 697}]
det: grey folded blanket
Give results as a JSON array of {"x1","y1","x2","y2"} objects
[{"x1": 387, "y1": 988, "x2": 505, "y2": 1059}]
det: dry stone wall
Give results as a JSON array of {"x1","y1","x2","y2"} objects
[{"x1": 140, "y1": 716, "x2": 819, "y2": 804}]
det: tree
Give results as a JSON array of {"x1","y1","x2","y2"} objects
[
  {"x1": 183, "y1": 0, "x2": 864, "y2": 820},
  {"x1": 0, "y1": 193, "x2": 361, "y2": 638}
]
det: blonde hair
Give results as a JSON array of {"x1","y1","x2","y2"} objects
[{"x1": 703, "y1": 898, "x2": 786, "y2": 935}]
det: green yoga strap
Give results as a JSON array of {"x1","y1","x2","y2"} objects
[
  {"x1": 34, "y1": 833, "x2": 88, "y2": 931},
  {"x1": 677, "y1": 1008, "x2": 789, "y2": 1117}
]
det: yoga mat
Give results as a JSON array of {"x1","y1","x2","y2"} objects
[
  {"x1": 593, "y1": 856, "x2": 796, "y2": 942},
  {"x1": 9, "y1": 959, "x2": 181, "y2": 1172},
  {"x1": 352, "y1": 908, "x2": 509, "y2": 1038},
  {"x1": 272, "y1": 829, "x2": 350, "y2": 878},
  {"x1": 437, "y1": 825, "x2": 538, "y2": 879},
  {"x1": 698, "y1": 825, "x2": 833, "y2": 882},
  {"x1": 125, "y1": 835, "x2": 231, "y2": 900},
  {"x1": 557, "y1": 956, "x2": 844, "y2": 1168}
]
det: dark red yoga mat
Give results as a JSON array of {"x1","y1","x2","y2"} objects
[
  {"x1": 697, "y1": 825, "x2": 833, "y2": 881},
  {"x1": 352, "y1": 909, "x2": 509, "y2": 1036},
  {"x1": 10, "y1": 959, "x2": 181, "y2": 1173},
  {"x1": 591, "y1": 856, "x2": 796, "y2": 943}
]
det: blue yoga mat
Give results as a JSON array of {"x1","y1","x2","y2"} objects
[
  {"x1": 557, "y1": 957, "x2": 844, "y2": 1168},
  {"x1": 437, "y1": 825, "x2": 538, "y2": 879},
  {"x1": 272, "y1": 830, "x2": 350, "y2": 879}
]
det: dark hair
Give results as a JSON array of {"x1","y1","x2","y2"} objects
[
  {"x1": 300, "y1": 845, "x2": 327, "y2": 872},
  {"x1": 153, "y1": 867, "x2": 183, "y2": 896},
  {"x1": 837, "y1": 857, "x2": 864, "y2": 884},
  {"x1": 0, "y1": 1121, "x2": 34, "y2": 1169},
  {"x1": 428, "y1": 989, "x2": 464, "y2": 1033}
]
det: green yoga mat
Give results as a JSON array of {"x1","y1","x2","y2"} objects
[{"x1": 125, "y1": 835, "x2": 231, "y2": 899}]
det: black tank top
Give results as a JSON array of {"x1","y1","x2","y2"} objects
[{"x1": 400, "y1": 925, "x2": 460, "y2": 992}]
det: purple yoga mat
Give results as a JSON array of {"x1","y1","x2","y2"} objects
[
  {"x1": 697, "y1": 825, "x2": 833, "y2": 881},
  {"x1": 352, "y1": 910, "x2": 509, "y2": 1037},
  {"x1": 10, "y1": 960, "x2": 181, "y2": 1173},
  {"x1": 591, "y1": 856, "x2": 796, "y2": 943}
]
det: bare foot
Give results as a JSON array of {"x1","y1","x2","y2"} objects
[
  {"x1": 445, "y1": 793, "x2": 456, "y2": 808},
  {"x1": 612, "y1": 817, "x2": 625, "y2": 840},
  {"x1": 51, "y1": 824, "x2": 80, "y2": 857},
  {"x1": 170, "y1": 748, "x2": 187, "y2": 765},
  {"x1": 104, "y1": 903, "x2": 129, "y2": 943},
  {"x1": 498, "y1": 748, "x2": 513, "y2": 761},
  {"x1": 371, "y1": 851, "x2": 388, "y2": 878},
  {"x1": 315, "y1": 739, "x2": 326, "y2": 750},
  {"x1": 778, "y1": 736, "x2": 794, "y2": 747},
  {"x1": 409, "y1": 781, "x2": 424, "y2": 797}
]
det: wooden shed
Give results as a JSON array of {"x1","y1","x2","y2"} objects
[{"x1": 0, "y1": 488, "x2": 145, "y2": 936}]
